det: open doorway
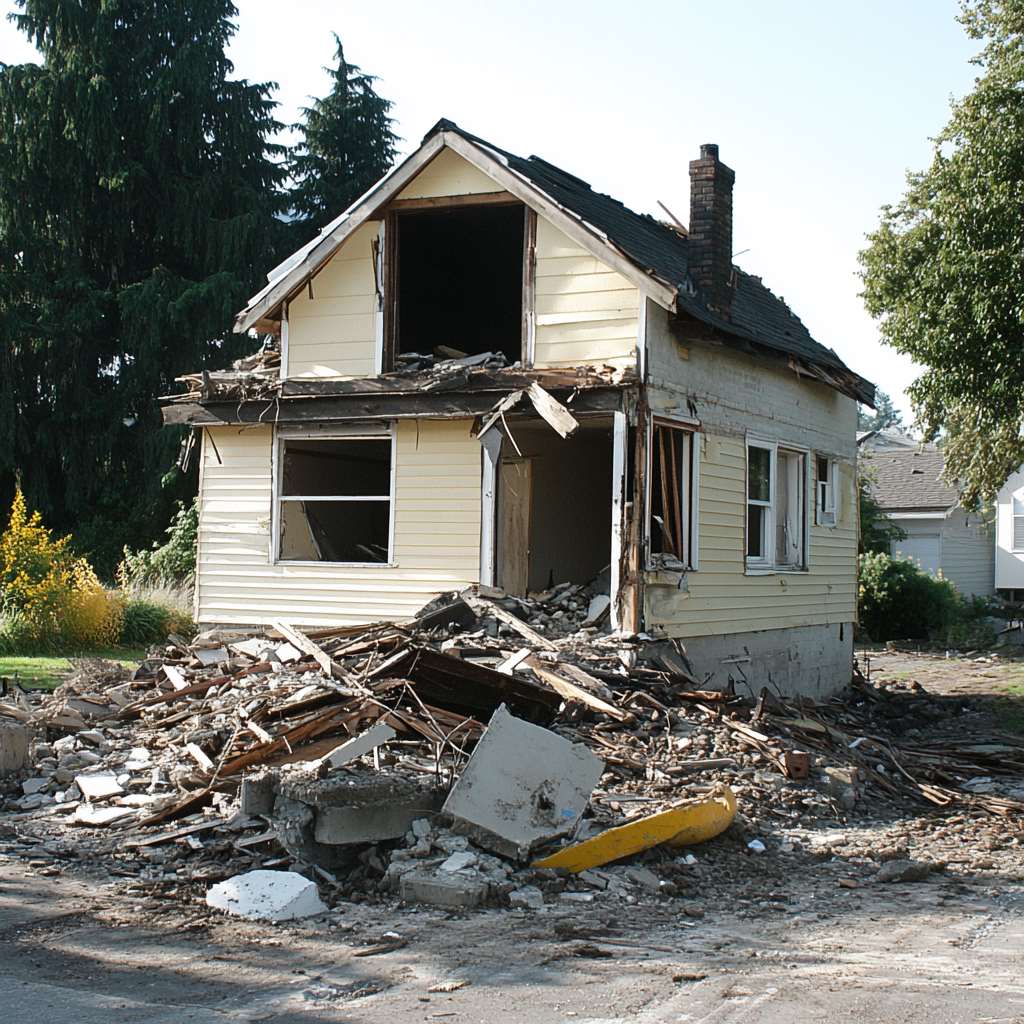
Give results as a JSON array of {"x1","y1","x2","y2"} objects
[
  {"x1": 393, "y1": 203, "x2": 525, "y2": 364},
  {"x1": 494, "y1": 419, "x2": 613, "y2": 596}
]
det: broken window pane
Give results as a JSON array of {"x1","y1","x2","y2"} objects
[
  {"x1": 649, "y1": 423, "x2": 694, "y2": 566},
  {"x1": 747, "y1": 504, "x2": 766, "y2": 559},
  {"x1": 277, "y1": 437, "x2": 392, "y2": 563},
  {"x1": 776, "y1": 450, "x2": 805, "y2": 566}
]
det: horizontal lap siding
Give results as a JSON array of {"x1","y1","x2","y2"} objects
[
  {"x1": 940, "y1": 514, "x2": 995, "y2": 597},
  {"x1": 287, "y1": 222, "x2": 378, "y2": 378},
  {"x1": 533, "y1": 219, "x2": 638, "y2": 370},
  {"x1": 643, "y1": 302, "x2": 859, "y2": 638},
  {"x1": 196, "y1": 420, "x2": 482, "y2": 627},
  {"x1": 648, "y1": 435, "x2": 858, "y2": 637}
]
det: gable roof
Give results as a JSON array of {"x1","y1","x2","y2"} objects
[
  {"x1": 864, "y1": 449, "x2": 960, "y2": 513},
  {"x1": 236, "y1": 118, "x2": 874, "y2": 404}
]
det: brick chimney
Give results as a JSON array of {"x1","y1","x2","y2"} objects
[{"x1": 688, "y1": 143, "x2": 735, "y2": 318}]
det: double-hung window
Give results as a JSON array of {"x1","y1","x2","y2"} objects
[
  {"x1": 275, "y1": 431, "x2": 394, "y2": 564},
  {"x1": 1013, "y1": 495, "x2": 1024, "y2": 552},
  {"x1": 746, "y1": 439, "x2": 807, "y2": 570},
  {"x1": 815, "y1": 455, "x2": 838, "y2": 527},
  {"x1": 647, "y1": 420, "x2": 699, "y2": 569}
]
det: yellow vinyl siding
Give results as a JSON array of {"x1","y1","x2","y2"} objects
[
  {"x1": 396, "y1": 147, "x2": 504, "y2": 199},
  {"x1": 286, "y1": 221, "x2": 378, "y2": 379},
  {"x1": 646, "y1": 436, "x2": 857, "y2": 637},
  {"x1": 195, "y1": 419, "x2": 482, "y2": 627},
  {"x1": 533, "y1": 218, "x2": 639, "y2": 370}
]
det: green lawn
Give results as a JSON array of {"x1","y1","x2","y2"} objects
[{"x1": 0, "y1": 647, "x2": 147, "y2": 690}]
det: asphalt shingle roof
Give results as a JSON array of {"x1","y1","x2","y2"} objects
[
  {"x1": 864, "y1": 448, "x2": 960, "y2": 512},
  {"x1": 433, "y1": 121, "x2": 873, "y2": 404}
]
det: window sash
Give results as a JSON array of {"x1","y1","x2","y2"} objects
[
  {"x1": 746, "y1": 439, "x2": 808, "y2": 569},
  {"x1": 1013, "y1": 514, "x2": 1024, "y2": 552},
  {"x1": 646, "y1": 420, "x2": 699, "y2": 570},
  {"x1": 815, "y1": 457, "x2": 838, "y2": 526},
  {"x1": 273, "y1": 429, "x2": 396, "y2": 565}
]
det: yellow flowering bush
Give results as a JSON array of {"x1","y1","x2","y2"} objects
[{"x1": 0, "y1": 489, "x2": 123, "y2": 650}]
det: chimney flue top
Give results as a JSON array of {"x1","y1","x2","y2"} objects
[{"x1": 688, "y1": 143, "x2": 735, "y2": 320}]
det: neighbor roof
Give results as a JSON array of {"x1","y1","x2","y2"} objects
[
  {"x1": 865, "y1": 449, "x2": 960, "y2": 513},
  {"x1": 236, "y1": 118, "x2": 874, "y2": 404}
]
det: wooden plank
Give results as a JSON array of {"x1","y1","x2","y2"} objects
[
  {"x1": 463, "y1": 593, "x2": 555, "y2": 650},
  {"x1": 270, "y1": 620, "x2": 334, "y2": 676},
  {"x1": 388, "y1": 191, "x2": 517, "y2": 210},
  {"x1": 523, "y1": 655, "x2": 633, "y2": 723},
  {"x1": 526, "y1": 382, "x2": 579, "y2": 438}
]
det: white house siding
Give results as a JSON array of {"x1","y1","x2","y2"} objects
[
  {"x1": 195, "y1": 419, "x2": 482, "y2": 627},
  {"x1": 396, "y1": 147, "x2": 501, "y2": 199},
  {"x1": 642, "y1": 299, "x2": 858, "y2": 639},
  {"x1": 996, "y1": 469, "x2": 1024, "y2": 590},
  {"x1": 286, "y1": 221, "x2": 378, "y2": 379},
  {"x1": 937, "y1": 511, "x2": 994, "y2": 597},
  {"x1": 532, "y1": 217, "x2": 640, "y2": 371}
]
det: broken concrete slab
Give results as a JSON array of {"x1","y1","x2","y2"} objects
[
  {"x1": 442, "y1": 704, "x2": 603, "y2": 860},
  {"x1": 876, "y1": 859, "x2": 934, "y2": 883},
  {"x1": 273, "y1": 770, "x2": 446, "y2": 847},
  {"x1": 73, "y1": 805, "x2": 136, "y2": 826},
  {"x1": 314, "y1": 722, "x2": 396, "y2": 771},
  {"x1": 205, "y1": 869, "x2": 327, "y2": 921},
  {"x1": 398, "y1": 870, "x2": 489, "y2": 909},
  {"x1": 74, "y1": 771, "x2": 124, "y2": 801},
  {"x1": 0, "y1": 720, "x2": 31, "y2": 776}
]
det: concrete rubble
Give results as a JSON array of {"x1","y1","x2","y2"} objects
[
  {"x1": 206, "y1": 868, "x2": 327, "y2": 921},
  {"x1": 0, "y1": 587, "x2": 1022, "y2": 918}
]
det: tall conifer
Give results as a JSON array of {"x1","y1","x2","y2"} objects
[
  {"x1": 289, "y1": 37, "x2": 398, "y2": 237},
  {"x1": 0, "y1": 0, "x2": 286, "y2": 570}
]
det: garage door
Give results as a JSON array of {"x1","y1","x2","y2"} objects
[{"x1": 892, "y1": 534, "x2": 941, "y2": 576}]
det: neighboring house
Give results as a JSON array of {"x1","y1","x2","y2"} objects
[
  {"x1": 857, "y1": 428, "x2": 919, "y2": 452},
  {"x1": 163, "y1": 119, "x2": 874, "y2": 697},
  {"x1": 995, "y1": 468, "x2": 1024, "y2": 599},
  {"x1": 861, "y1": 446, "x2": 994, "y2": 597}
]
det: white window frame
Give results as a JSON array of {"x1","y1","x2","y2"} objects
[
  {"x1": 815, "y1": 454, "x2": 839, "y2": 527},
  {"x1": 271, "y1": 422, "x2": 397, "y2": 567},
  {"x1": 745, "y1": 437, "x2": 809, "y2": 573},
  {"x1": 1012, "y1": 494, "x2": 1024, "y2": 552},
  {"x1": 645, "y1": 416, "x2": 701, "y2": 571}
]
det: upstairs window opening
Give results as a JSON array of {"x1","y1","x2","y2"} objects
[{"x1": 394, "y1": 203, "x2": 525, "y2": 365}]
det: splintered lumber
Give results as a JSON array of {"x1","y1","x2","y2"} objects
[
  {"x1": 139, "y1": 788, "x2": 215, "y2": 827},
  {"x1": 369, "y1": 646, "x2": 562, "y2": 724},
  {"x1": 523, "y1": 656, "x2": 633, "y2": 723},
  {"x1": 526, "y1": 381, "x2": 579, "y2": 438},
  {"x1": 270, "y1": 620, "x2": 336, "y2": 676},
  {"x1": 532, "y1": 787, "x2": 736, "y2": 872},
  {"x1": 462, "y1": 595, "x2": 557, "y2": 651}
]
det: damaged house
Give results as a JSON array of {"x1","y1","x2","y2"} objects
[{"x1": 163, "y1": 120, "x2": 874, "y2": 698}]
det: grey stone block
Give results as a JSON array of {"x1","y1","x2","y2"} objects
[
  {"x1": 0, "y1": 721, "x2": 31, "y2": 776},
  {"x1": 399, "y1": 870, "x2": 489, "y2": 908}
]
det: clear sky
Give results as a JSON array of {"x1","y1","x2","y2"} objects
[{"x1": 1, "y1": 0, "x2": 980, "y2": 424}]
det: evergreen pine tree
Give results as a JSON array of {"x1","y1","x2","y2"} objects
[
  {"x1": 0, "y1": 0, "x2": 287, "y2": 572},
  {"x1": 289, "y1": 36, "x2": 398, "y2": 237}
]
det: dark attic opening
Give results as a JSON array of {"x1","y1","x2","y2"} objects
[{"x1": 394, "y1": 203, "x2": 525, "y2": 364}]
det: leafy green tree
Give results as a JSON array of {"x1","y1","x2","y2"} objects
[
  {"x1": 860, "y1": 0, "x2": 1024, "y2": 507},
  {"x1": 858, "y1": 471, "x2": 906, "y2": 555},
  {"x1": 289, "y1": 36, "x2": 398, "y2": 238},
  {"x1": 0, "y1": 0, "x2": 286, "y2": 574},
  {"x1": 857, "y1": 389, "x2": 904, "y2": 432}
]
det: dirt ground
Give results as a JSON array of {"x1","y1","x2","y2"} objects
[{"x1": 2, "y1": 649, "x2": 1023, "y2": 1023}]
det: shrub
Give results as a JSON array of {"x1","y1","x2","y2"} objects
[
  {"x1": 118, "y1": 498, "x2": 198, "y2": 589},
  {"x1": 0, "y1": 489, "x2": 123, "y2": 651},
  {"x1": 858, "y1": 551, "x2": 962, "y2": 641},
  {"x1": 120, "y1": 598, "x2": 173, "y2": 646}
]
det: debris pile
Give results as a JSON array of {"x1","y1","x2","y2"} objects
[{"x1": 2, "y1": 587, "x2": 1023, "y2": 917}]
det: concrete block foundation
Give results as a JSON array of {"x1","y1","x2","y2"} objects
[{"x1": 678, "y1": 622, "x2": 854, "y2": 700}]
